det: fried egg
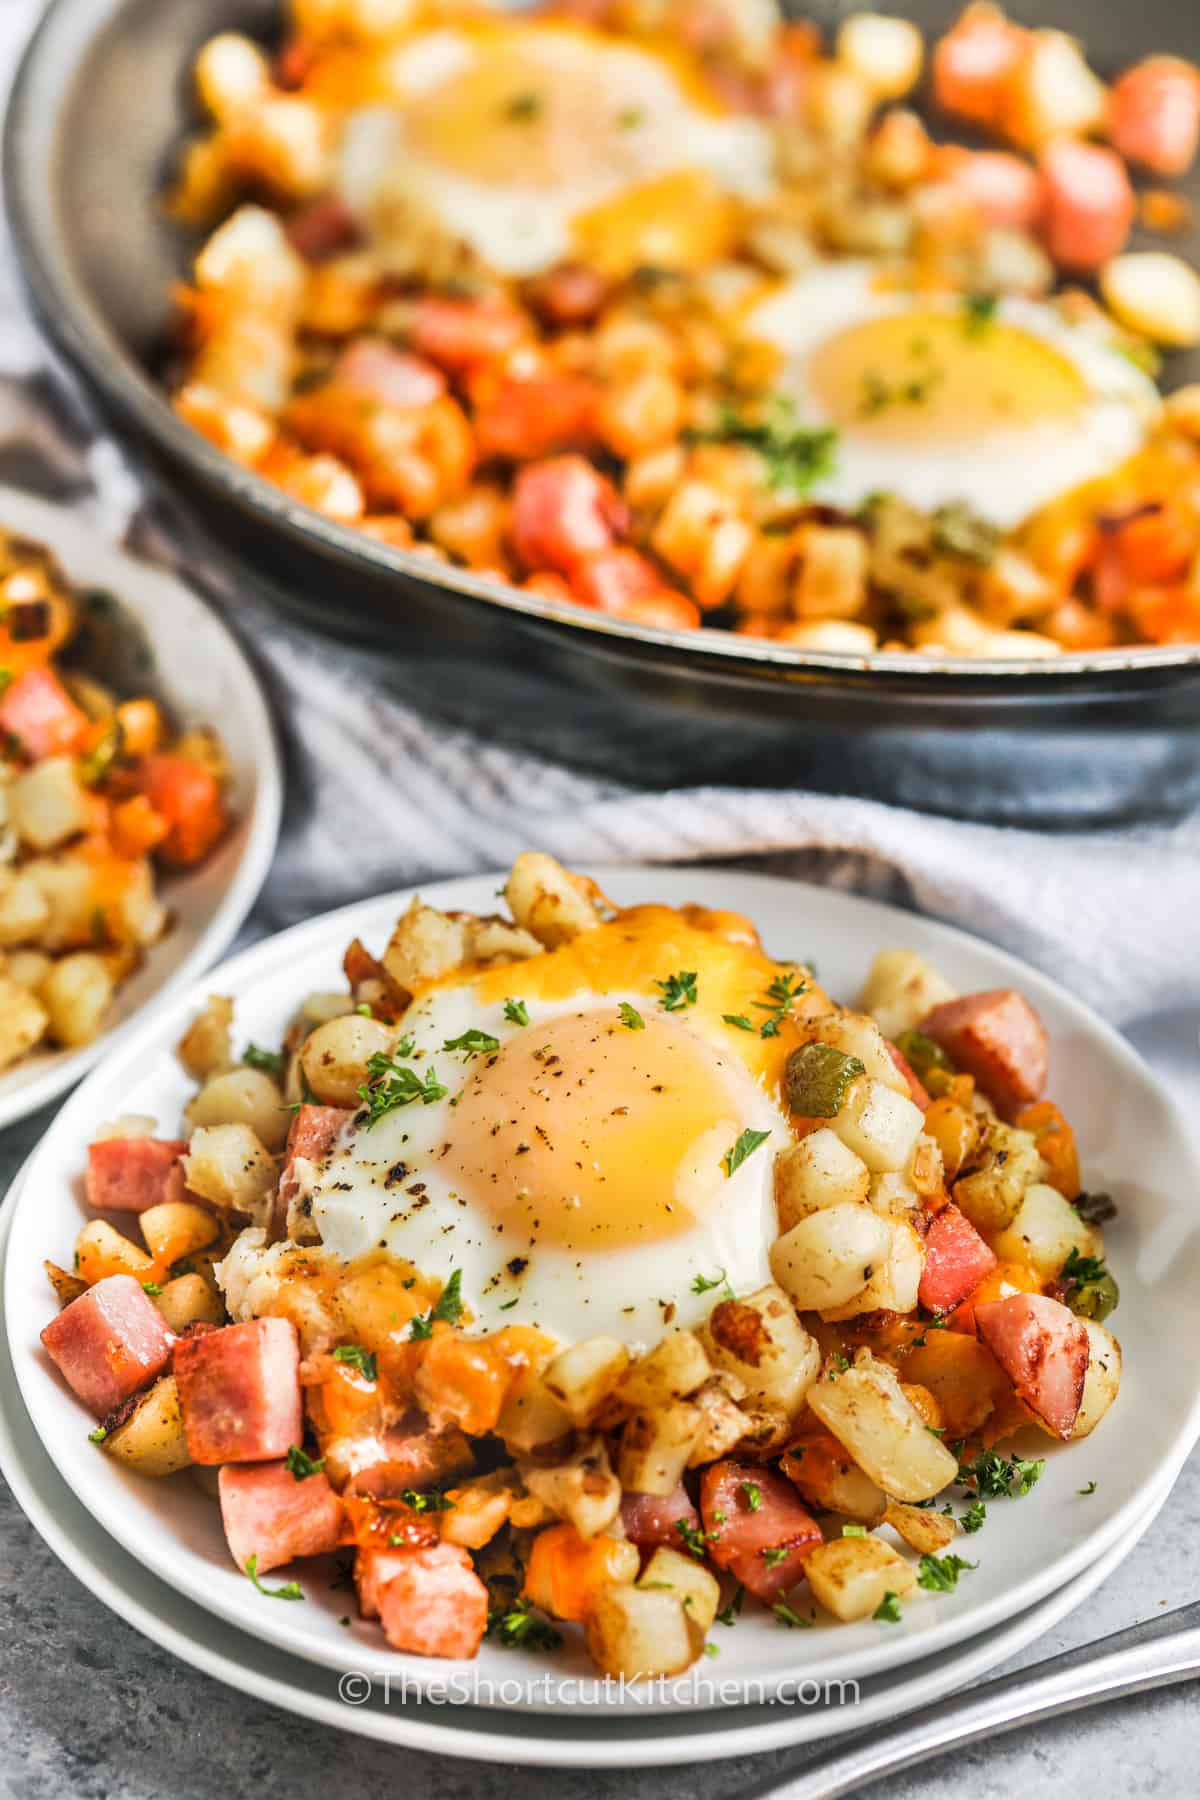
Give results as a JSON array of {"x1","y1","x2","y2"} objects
[
  {"x1": 745, "y1": 261, "x2": 1160, "y2": 528},
  {"x1": 309, "y1": 909, "x2": 804, "y2": 1347},
  {"x1": 337, "y1": 20, "x2": 773, "y2": 277}
]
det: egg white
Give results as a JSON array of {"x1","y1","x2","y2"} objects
[
  {"x1": 747, "y1": 261, "x2": 1160, "y2": 529},
  {"x1": 338, "y1": 25, "x2": 773, "y2": 276},
  {"x1": 309, "y1": 983, "x2": 784, "y2": 1348}
]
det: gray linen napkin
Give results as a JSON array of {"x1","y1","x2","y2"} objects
[{"x1": 0, "y1": 0, "x2": 1195, "y2": 1103}]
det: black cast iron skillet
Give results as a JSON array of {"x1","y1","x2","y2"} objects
[{"x1": 7, "y1": 0, "x2": 1200, "y2": 821}]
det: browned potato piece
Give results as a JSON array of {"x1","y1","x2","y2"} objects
[
  {"x1": 586, "y1": 1584, "x2": 697, "y2": 1679},
  {"x1": 805, "y1": 1534, "x2": 917, "y2": 1622},
  {"x1": 884, "y1": 1500, "x2": 959, "y2": 1555},
  {"x1": 155, "y1": 1272, "x2": 226, "y2": 1332},
  {"x1": 176, "y1": 995, "x2": 234, "y2": 1079},
  {"x1": 101, "y1": 1375, "x2": 191, "y2": 1477},
  {"x1": 44, "y1": 1259, "x2": 87, "y2": 1308}
]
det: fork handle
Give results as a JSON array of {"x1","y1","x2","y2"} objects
[{"x1": 750, "y1": 1624, "x2": 1200, "y2": 1800}]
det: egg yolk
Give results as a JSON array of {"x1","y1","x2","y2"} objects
[
  {"x1": 440, "y1": 1008, "x2": 749, "y2": 1250},
  {"x1": 809, "y1": 311, "x2": 1089, "y2": 442}
]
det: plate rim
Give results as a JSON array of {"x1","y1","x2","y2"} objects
[
  {"x1": 0, "y1": 479, "x2": 283, "y2": 1130},
  {"x1": 8, "y1": 865, "x2": 1200, "y2": 1709},
  {"x1": 0, "y1": 1152, "x2": 1182, "y2": 1767}
]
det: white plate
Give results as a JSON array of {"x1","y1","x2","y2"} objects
[
  {"x1": 0, "y1": 1155, "x2": 1180, "y2": 1767},
  {"x1": 0, "y1": 483, "x2": 282, "y2": 1128},
  {"x1": 9, "y1": 869, "x2": 1200, "y2": 1716}
]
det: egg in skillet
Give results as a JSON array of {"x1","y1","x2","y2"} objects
[
  {"x1": 745, "y1": 260, "x2": 1161, "y2": 528},
  {"x1": 337, "y1": 18, "x2": 774, "y2": 277},
  {"x1": 308, "y1": 908, "x2": 809, "y2": 1347}
]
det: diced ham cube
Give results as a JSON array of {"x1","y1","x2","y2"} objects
[
  {"x1": 887, "y1": 1040, "x2": 930, "y2": 1109},
  {"x1": 407, "y1": 295, "x2": 526, "y2": 372},
  {"x1": 331, "y1": 340, "x2": 446, "y2": 410},
  {"x1": 920, "y1": 988, "x2": 1049, "y2": 1118},
  {"x1": 272, "y1": 1104, "x2": 351, "y2": 1240},
  {"x1": 219, "y1": 1460, "x2": 347, "y2": 1574},
  {"x1": 374, "y1": 1543, "x2": 489, "y2": 1659},
  {"x1": 0, "y1": 667, "x2": 89, "y2": 760},
  {"x1": 511, "y1": 456, "x2": 627, "y2": 575},
  {"x1": 174, "y1": 1317, "x2": 302, "y2": 1464},
  {"x1": 85, "y1": 1137, "x2": 188, "y2": 1214},
  {"x1": 339, "y1": 1422, "x2": 473, "y2": 1499},
  {"x1": 932, "y1": 6, "x2": 1028, "y2": 127},
  {"x1": 286, "y1": 195, "x2": 361, "y2": 261},
  {"x1": 474, "y1": 374, "x2": 600, "y2": 461},
  {"x1": 525, "y1": 263, "x2": 611, "y2": 327},
  {"x1": 919, "y1": 1204, "x2": 998, "y2": 1315},
  {"x1": 41, "y1": 1275, "x2": 175, "y2": 1417},
  {"x1": 356, "y1": 1546, "x2": 417, "y2": 1621},
  {"x1": 1109, "y1": 57, "x2": 1200, "y2": 177},
  {"x1": 974, "y1": 1291, "x2": 1089, "y2": 1439},
  {"x1": 620, "y1": 1483, "x2": 700, "y2": 1554},
  {"x1": 699, "y1": 1460, "x2": 822, "y2": 1602},
  {"x1": 570, "y1": 547, "x2": 669, "y2": 616},
  {"x1": 1039, "y1": 140, "x2": 1134, "y2": 271},
  {"x1": 936, "y1": 148, "x2": 1044, "y2": 230}
]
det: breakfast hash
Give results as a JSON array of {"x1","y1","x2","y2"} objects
[
  {"x1": 0, "y1": 530, "x2": 230, "y2": 1073},
  {"x1": 165, "y1": 0, "x2": 1200, "y2": 655},
  {"x1": 41, "y1": 856, "x2": 1122, "y2": 1675}
]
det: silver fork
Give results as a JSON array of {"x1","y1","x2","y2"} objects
[{"x1": 746, "y1": 1602, "x2": 1200, "y2": 1800}]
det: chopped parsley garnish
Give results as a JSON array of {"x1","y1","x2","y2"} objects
[
  {"x1": 694, "y1": 395, "x2": 838, "y2": 498},
  {"x1": 243, "y1": 1043, "x2": 286, "y2": 1076},
  {"x1": 504, "y1": 91, "x2": 543, "y2": 122},
  {"x1": 357, "y1": 1052, "x2": 447, "y2": 1126},
  {"x1": 962, "y1": 292, "x2": 999, "y2": 338},
  {"x1": 917, "y1": 1553, "x2": 977, "y2": 1593},
  {"x1": 285, "y1": 1444, "x2": 326, "y2": 1480},
  {"x1": 400, "y1": 1488, "x2": 456, "y2": 1513},
  {"x1": 842, "y1": 1523, "x2": 867, "y2": 1538},
  {"x1": 716, "y1": 1585, "x2": 745, "y2": 1626},
  {"x1": 488, "y1": 1600, "x2": 562, "y2": 1651},
  {"x1": 355, "y1": 1003, "x2": 374, "y2": 1018},
  {"x1": 141, "y1": 1281, "x2": 162, "y2": 1297},
  {"x1": 739, "y1": 1482, "x2": 763, "y2": 1513},
  {"x1": 931, "y1": 501, "x2": 1000, "y2": 567},
  {"x1": 760, "y1": 1545, "x2": 790, "y2": 1568},
  {"x1": 442, "y1": 1028, "x2": 501, "y2": 1058},
  {"x1": 1077, "y1": 1480, "x2": 1098, "y2": 1497},
  {"x1": 754, "y1": 970, "x2": 806, "y2": 1038},
  {"x1": 961, "y1": 1500, "x2": 988, "y2": 1534},
  {"x1": 692, "y1": 1268, "x2": 732, "y2": 1297},
  {"x1": 675, "y1": 1518, "x2": 718, "y2": 1558},
  {"x1": 618, "y1": 1002, "x2": 645, "y2": 1031},
  {"x1": 874, "y1": 1591, "x2": 903, "y2": 1623},
  {"x1": 244, "y1": 1552, "x2": 303, "y2": 1600},
  {"x1": 827, "y1": 1354, "x2": 851, "y2": 1377},
  {"x1": 503, "y1": 998, "x2": 530, "y2": 1028},
  {"x1": 1060, "y1": 1247, "x2": 1109, "y2": 1286},
  {"x1": 957, "y1": 1449, "x2": 1044, "y2": 1499},
  {"x1": 618, "y1": 106, "x2": 645, "y2": 129},
  {"x1": 409, "y1": 1268, "x2": 465, "y2": 1339},
  {"x1": 773, "y1": 1599, "x2": 812, "y2": 1629},
  {"x1": 87, "y1": 1425, "x2": 107, "y2": 1443},
  {"x1": 655, "y1": 970, "x2": 698, "y2": 1011},
  {"x1": 722, "y1": 1014, "x2": 754, "y2": 1032},
  {"x1": 331, "y1": 1344, "x2": 377, "y2": 1381},
  {"x1": 721, "y1": 1127, "x2": 772, "y2": 1178}
]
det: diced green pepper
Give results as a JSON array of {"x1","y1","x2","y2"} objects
[
  {"x1": 784, "y1": 1044, "x2": 866, "y2": 1118},
  {"x1": 894, "y1": 1028, "x2": 957, "y2": 1098},
  {"x1": 77, "y1": 718, "x2": 125, "y2": 788}
]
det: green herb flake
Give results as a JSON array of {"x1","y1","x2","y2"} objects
[
  {"x1": 1077, "y1": 1480, "x2": 1098, "y2": 1497},
  {"x1": 739, "y1": 1482, "x2": 763, "y2": 1513},
  {"x1": 715, "y1": 1585, "x2": 744, "y2": 1627},
  {"x1": 760, "y1": 1545, "x2": 791, "y2": 1569},
  {"x1": 917, "y1": 1553, "x2": 978, "y2": 1593},
  {"x1": 400, "y1": 1488, "x2": 456, "y2": 1513},
  {"x1": 842, "y1": 1523, "x2": 868, "y2": 1538},
  {"x1": 243, "y1": 1043, "x2": 286, "y2": 1076},
  {"x1": 961, "y1": 1500, "x2": 987, "y2": 1534},
  {"x1": 703, "y1": 1641, "x2": 720, "y2": 1658},
  {"x1": 694, "y1": 395, "x2": 838, "y2": 499},
  {"x1": 88, "y1": 1425, "x2": 107, "y2": 1444},
  {"x1": 655, "y1": 970, "x2": 698, "y2": 1012},
  {"x1": 409, "y1": 1268, "x2": 465, "y2": 1340},
  {"x1": 874, "y1": 1591, "x2": 903, "y2": 1623},
  {"x1": 504, "y1": 91, "x2": 543, "y2": 123},
  {"x1": 618, "y1": 1001, "x2": 645, "y2": 1031},
  {"x1": 244, "y1": 1552, "x2": 303, "y2": 1601},
  {"x1": 141, "y1": 1281, "x2": 163, "y2": 1297},
  {"x1": 285, "y1": 1444, "x2": 326, "y2": 1480},
  {"x1": 962, "y1": 292, "x2": 999, "y2": 338},
  {"x1": 722, "y1": 1014, "x2": 754, "y2": 1032},
  {"x1": 331, "y1": 1344, "x2": 377, "y2": 1381},
  {"x1": 721, "y1": 1127, "x2": 772, "y2": 1178},
  {"x1": 442, "y1": 1028, "x2": 501, "y2": 1058},
  {"x1": 772, "y1": 1599, "x2": 812, "y2": 1629},
  {"x1": 357, "y1": 1052, "x2": 448, "y2": 1126},
  {"x1": 503, "y1": 998, "x2": 530, "y2": 1027},
  {"x1": 488, "y1": 1600, "x2": 562, "y2": 1651}
]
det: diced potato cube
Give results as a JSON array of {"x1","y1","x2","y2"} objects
[
  {"x1": 185, "y1": 1067, "x2": 289, "y2": 1152},
  {"x1": 687, "y1": 1375, "x2": 749, "y2": 1467},
  {"x1": 837, "y1": 12, "x2": 924, "y2": 100},
  {"x1": 75, "y1": 1218, "x2": 158, "y2": 1285},
  {"x1": 858, "y1": 949, "x2": 957, "y2": 1041},
  {"x1": 440, "y1": 1469, "x2": 518, "y2": 1550},
  {"x1": 140, "y1": 1200, "x2": 220, "y2": 1268},
  {"x1": 101, "y1": 1374, "x2": 192, "y2": 1477},
  {"x1": 1071, "y1": 1319, "x2": 1122, "y2": 1440},
  {"x1": 299, "y1": 1012, "x2": 396, "y2": 1108},
  {"x1": 806, "y1": 1350, "x2": 958, "y2": 1503},
  {"x1": 380, "y1": 900, "x2": 466, "y2": 992},
  {"x1": 698, "y1": 1285, "x2": 820, "y2": 1428},
  {"x1": 519, "y1": 1437, "x2": 622, "y2": 1539},
  {"x1": 182, "y1": 1123, "x2": 277, "y2": 1222},
  {"x1": 992, "y1": 1181, "x2": 1098, "y2": 1280},
  {"x1": 9, "y1": 758, "x2": 90, "y2": 851},
  {"x1": 0, "y1": 868, "x2": 51, "y2": 946},
  {"x1": 585, "y1": 1583, "x2": 697, "y2": 1680},
  {"x1": 820, "y1": 1219, "x2": 923, "y2": 1321},
  {"x1": 6, "y1": 948, "x2": 52, "y2": 988},
  {"x1": 194, "y1": 30, "x2": 270, "y2": 121},
  {"x1": 177, "y1": 995, "x2": 235, "y2": 1079},
  {"x1": 782, "y1": 1434, "x2": 886, "y2": 1523},
  {"x1": 805, "y1": 1534, "x2": 917, "y2": 1622},
  {"x1": 542, "y1": 1336, "x2": 630, "y2": 1426},
  {"x1": 44, "y1": 1258, "x2": 88, "y2": 1308},
  {"x1": 39, "y1": 953, "x2": 115, "y2": 1047},
  {"x1": 884, "y1": 1500, "x2": 958, "y2": 1554},
  {"x1": 833, "y1": 1079, "x2": 925, "y2": 1173},
  {"x1": 953, "y1": 1123, "x2": 1046, "y2": 1233},
  {"x1": 637, "y1": 1546, "x2": 721, "y2": 1635},
  {"x1": 769, "y1": 1205, "x2": 892, "y2": 1311},
  {"x1": 0, "y1": 975, "x2": 48, "y2": 1069},
  {"x1": 496, "y1": 1369, "x2": 574, "y2": 1457},
  {"x1": 618, "y1": 1332, "x2": 710, "y2": 1412},
  {"x1": 775, "y1": 1129, "x2": 871, "y2": 1229},
  {"x1": 616, "y1": 1401, "x2": 704, "y2": 1498},
  {"x1": 504, "y1": 853, "x2": 602, "y2": 949},
  {"x1": 155, "y1": 1272, "x2": 225, "y2": 1332}
]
